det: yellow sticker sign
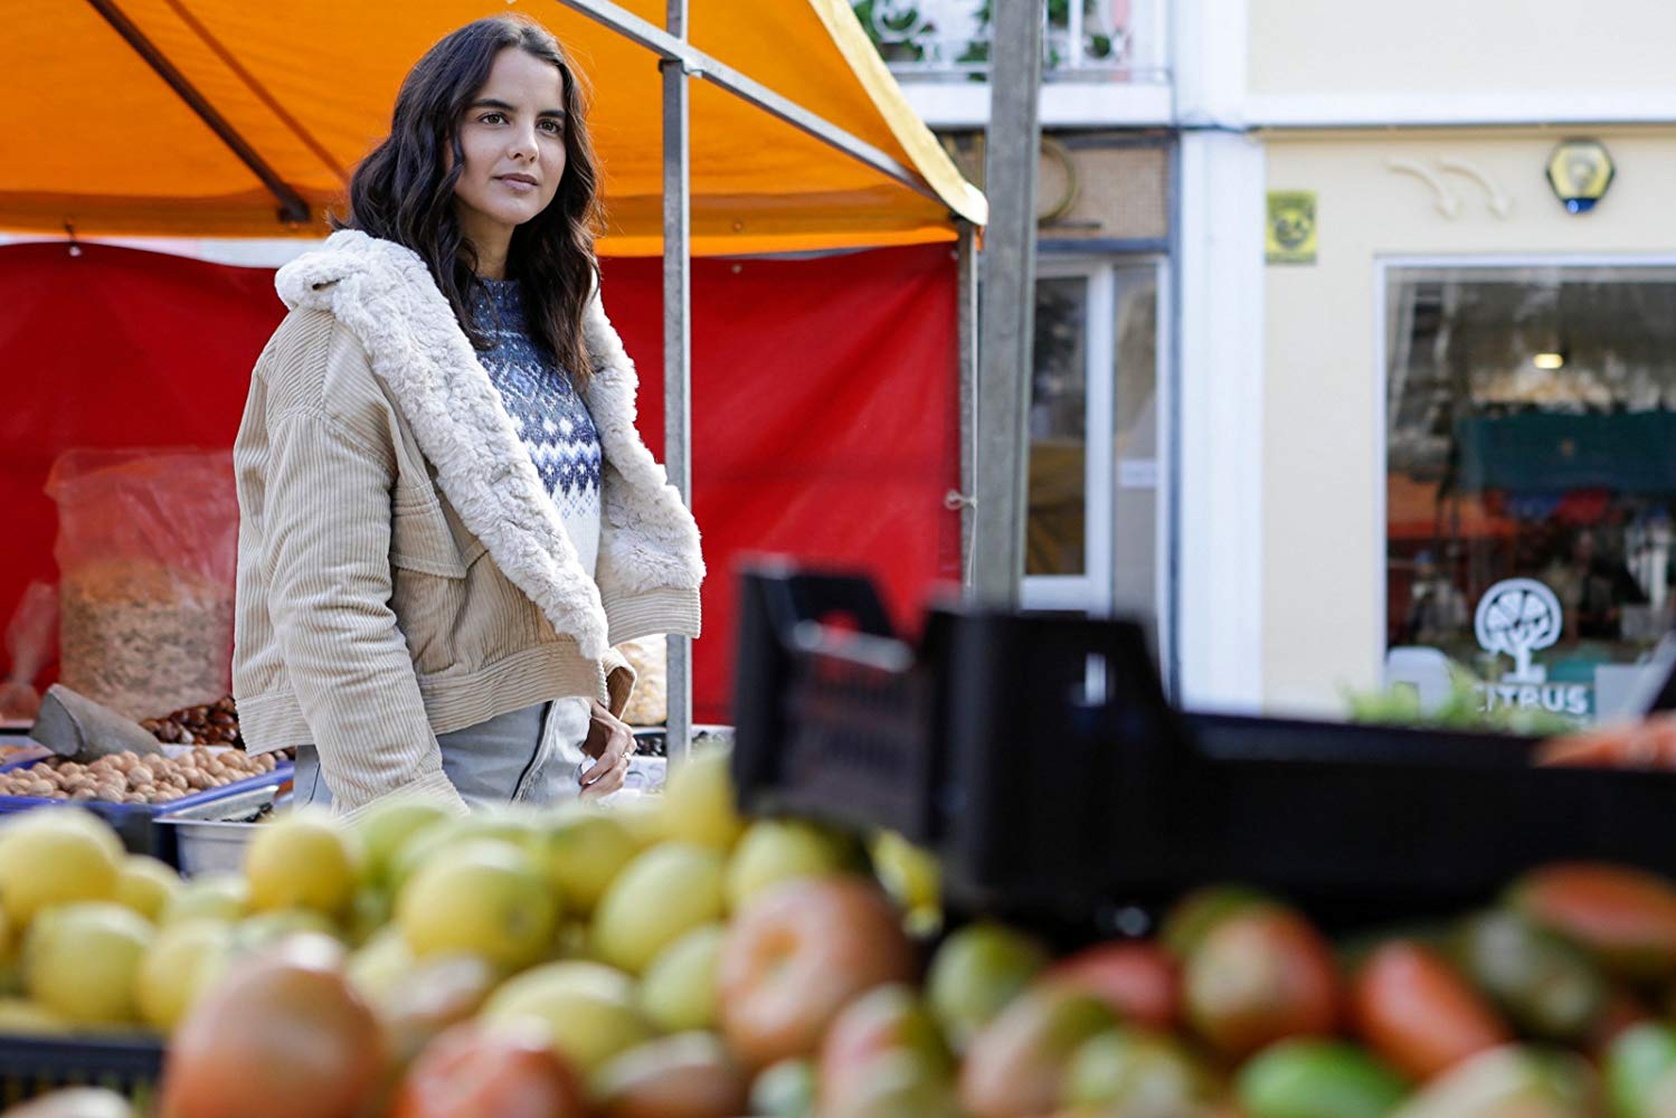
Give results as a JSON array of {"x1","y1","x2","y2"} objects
[
  {"x1": 1266, "y1": 191, "x2": 1318, "y2": 265},
  {"x1": 1546, "y1": 140, "x2": 1615, "y2": 215}
]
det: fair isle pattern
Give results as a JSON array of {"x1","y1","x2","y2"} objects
[{"x1": 472, "y1": 279, "x2": 603, "y2": 575}]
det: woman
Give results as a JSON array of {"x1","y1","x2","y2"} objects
[{"x1": 231, "y1": 15, "x2": 703, "y2": 817}]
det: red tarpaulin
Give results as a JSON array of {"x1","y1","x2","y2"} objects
[{"x1": 0, "y1": 240, "x2": 960, "y2": 723}]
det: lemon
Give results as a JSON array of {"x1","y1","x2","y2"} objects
[
  {"x1": 135, "y1": 918, "x2": 233, "y2": 1032},
  {"x1": 397, "y1": 839, "x2": 558, "y2": 971},
  {"x1": 637, "y1": 922, "x2": 725, "y2": 1032},
  {"x1": 726, "y1": 818, "x2": 856, "y2": 910},
  {"x1": 353, "y1": 799, "x2": 452, "y2": 886},
  {"x1": 659, "y1": 748, "x2": 745, "y2": 851},
  {"x1": 243, "y1": 808, "x2": 362, "y2": 917},
  {"x1": 0, "y1": 997, "x2": 71, "y2": 1036},
  {"x1": 535, "y1": 809, "x2": 639, "y2": 915},
  {"x1": 24, "y1": 902, "x2": 154, "y2": 1026},
  {"x1": 481, "y1": 961, "x2": 653, "y2": 1074},
  {"x1": 386, "y1": 813, "x2": 538, "y2": 893},
  {"x1": 346, "y1": 925, "x2": 415, "y2": 1009},
  {"x1": 161, "y1": 873, "x2": 250, "y2": 925},
  {"x1": 232, "y1": 909, "x2": 343, "y2": 955},
  {"x1": 115, "y1": 855, "x2": 183, "y2": 922},
  {"x1": 591, "y1": 842, "x2": 725, "y2": 974},
  {"x1": 0, "y1": 810, "x2": 124, "y2": 925},
  {"x1": 871, "y1": 829, "x2": 941, "y2": 913}
]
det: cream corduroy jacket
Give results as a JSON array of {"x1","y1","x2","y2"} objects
[{"x1": 232, "y1": 231, "x2": 704, "y2": 816}]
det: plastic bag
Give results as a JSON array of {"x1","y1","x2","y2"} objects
[
  {"x1": 0, "y1": 581, "x2": 57, "y2": 721},
  {"x1": 617, "y1": 635, "x2": 668, "y2": 726},
  {"x1": 46, "y1": 449, "x2": 238, "y2": 722}
]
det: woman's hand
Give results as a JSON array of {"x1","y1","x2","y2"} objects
[{"x1": 579, "y1": 699, "x2": 635, "y2": 798}]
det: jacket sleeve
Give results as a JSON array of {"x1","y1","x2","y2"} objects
[
  {"x1": 601, "y1": 645, "x2": 637, "y2": 719},
  {"x1": 261, "y1": 403, "x2": 468, "y2": 819}
]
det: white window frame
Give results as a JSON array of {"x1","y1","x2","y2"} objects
[
  {"x1": 1022, "y1": 255, "x2": 1172, "y2": 650},
  {"x1": 1373, "y1": 252, "x2": 1676, "y2": 673}
]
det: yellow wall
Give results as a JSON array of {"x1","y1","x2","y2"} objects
[
  {"x1": 1249, "y1": 1, "x2": 1676, "y2": 97},
  {"x1": 1262, "y1": 128, "x2": 1676, "y2": 713}
]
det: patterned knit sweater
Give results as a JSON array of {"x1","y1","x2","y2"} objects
[{"x1": 472, "y1": 278, "x2": 603, "y2": 575}]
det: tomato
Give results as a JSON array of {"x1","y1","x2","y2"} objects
[
  {"x1": 159, "y1": 934, "x2": 384, "y2": 1118},
  {"x1": 818, "y1": 983, "x2": 951, "y2": 1112},
  {"x1": 1183, "y1": 906, "x2": 1340, "y2": 1060},
  {"x1": 1453, "y1": 910, "x2": 1607, "y2": 1043},
  {"x1": 1235, "y1": 1039, "x2": 1409, "y2": 1118},
  {"x1": 378, "y1": 953, "x2": 501, "y2": 1069},
  {"x1": 389, "y1": 1020, "x2": 587, "y2": 1118},
  {"x1": 1160, "y1": 885, "x2": 1272, "y2": 960},
  {"x1": 1046, "y1": 941, "x2": 1180, "y2": 1031},
  {"x1": 1508, "y1": 863, "x2": 1676, "y2": 981},
  {"x1": 957, "y1": 984, "x2": 1116, "y2": 1118},
  {"x1": 1395, "y1": 1045, "x2": 1600, "y2": 1118},
  {"x1": 718, "y1": 875, "x2": 916, "y2": 1067},
  {"x1": 593, "y1": 1033, "x2": 750, "y2": 1118},
  {"x1": 1349, "y1": 940, "x2": 1510, "y2": 1081}
]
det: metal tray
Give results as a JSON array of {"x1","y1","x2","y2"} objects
[{"x1": 154, "y1": 781, "x2": 284, "y2": 877}]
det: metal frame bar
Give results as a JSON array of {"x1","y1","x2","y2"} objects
[
  {"x1": 663, "y1": 0, "x2": 693, "y2": 763},
  {"x1": 551, "y1": 0, "x2": 941, "y2": 204},
  {"x1": 83, "y1": 0, "x2": 310, "y2": 224},
  {"x1": 160, "y1": 0, "x2": 347, "y2": 181}
]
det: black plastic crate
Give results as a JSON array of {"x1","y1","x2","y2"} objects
[
  {"x1": 0, "y1": 1035, "x2": 163, "y2": 1111},
  {"x1": 730, "y1": 566, "x2": 1676, "y2": 931}
]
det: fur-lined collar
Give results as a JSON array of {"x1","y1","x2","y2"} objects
[{"x1": 274, "y1": 230, "x2": 702, "y2": 661}]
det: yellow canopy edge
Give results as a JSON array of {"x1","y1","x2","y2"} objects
[
  {"x1": 807, "y1": 0, "x2": 987, "y2": 228},
  {"x1": 0, "y1": 0, "x2": 982, "y2": 255}
]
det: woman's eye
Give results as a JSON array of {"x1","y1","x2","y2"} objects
[
  {"x1": 479, "y1": 112, "x2": 505, "y2": 125},
  {"x1": 538, "y1": 119, "x2": 564, "y2": 136}
]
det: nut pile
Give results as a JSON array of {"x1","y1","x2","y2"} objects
[
  {"x1": 142, "y1": 695, "x2": 242, "y2": 747},
  {"x1": 0, "y1": 748, "x2": 277, "y2": 804}
]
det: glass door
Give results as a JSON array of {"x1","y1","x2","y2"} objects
[{"x1": 1023, "y1": 259, "x2": 1165, "y2": 637}]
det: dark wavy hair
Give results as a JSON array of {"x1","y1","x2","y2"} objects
[{"x1": 338, "y1": 15, "x2": 601, "y2": 387}]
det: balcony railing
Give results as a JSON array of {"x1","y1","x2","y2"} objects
[{"x1": 854, "y1": 0, "x2": 1148, "y2": 80}]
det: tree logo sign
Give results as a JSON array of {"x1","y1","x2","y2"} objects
[{"x1": 1474, "y1": 578, "x2": 1587, "y2": 716}]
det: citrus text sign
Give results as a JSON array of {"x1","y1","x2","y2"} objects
[{"x1": 1473, "y1": 578, "x2": 1589, "y2": 716}]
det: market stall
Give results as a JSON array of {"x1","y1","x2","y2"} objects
[{"x1": 0, "y1": 0, "x2": 985, "y2": 731}]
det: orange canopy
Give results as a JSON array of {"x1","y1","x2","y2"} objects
[{"x1": 2, "y1": 0, "x2": 984, "y2": 255}]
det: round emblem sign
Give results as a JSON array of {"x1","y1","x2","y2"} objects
[{"x1": 1475, "y1": 577, "x2": 1562, "y2": 683}]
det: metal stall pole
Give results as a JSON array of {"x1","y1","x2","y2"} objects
[
  {"x1": 957, "y1": 221, "x2": 979, "y2": 589},
  {"x1": 969, "y1": 0, "x2": 1044, "y2": 608},
  {"x1": 663, "y1": 0, "x2": 693, "y2": 764}
]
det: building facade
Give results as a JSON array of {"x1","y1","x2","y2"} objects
[{"x1": 864, "y1": 0, "x2": 1676, "y2": 721}]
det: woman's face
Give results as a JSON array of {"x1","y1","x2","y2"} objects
[{"x1": 452, "y1": 48, "x2": 568, "y2": 249}]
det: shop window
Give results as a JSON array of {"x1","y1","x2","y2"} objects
[
  {"x1": 1024, "y1": 260, "x2": 1164, "y2": 631},
  {"x1": 1385, "y1": 264, "x2": 1676, "y2": 723}
]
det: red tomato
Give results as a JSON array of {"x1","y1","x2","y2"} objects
[
  {"x1": 159, "y1": 935, "x2": 384, "y2": 1118},
  {"x1": 1509, "y1": 863, "x2": 1676, "y2": 980},
  {"x1": 1046, "y1": 941, "x2": 1180, "y2": 1031},
  {"x1": 1349, "y1": 940, "x2": 1510, "y2": 1081},
  {"x1": 718, "y1": 875, "x2": 917, "y2": 1068},
  {"x1": 1183, "y1": 906, "x2": 1339, "y2": 1060},
  {"x1": 595, "y1": 1033, "x2": 751, "y2": 1118},
  {"x1": 389, "y1": 1021, "x2": 587, "y2": 1118}
]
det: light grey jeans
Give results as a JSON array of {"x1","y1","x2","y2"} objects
[{"x1": 293, "y1": 696, "x2": 593, "y2": 811}]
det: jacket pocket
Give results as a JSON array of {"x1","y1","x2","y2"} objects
[{"x1": 390, "y1": 493, "x2": 469, "y2": 579}]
